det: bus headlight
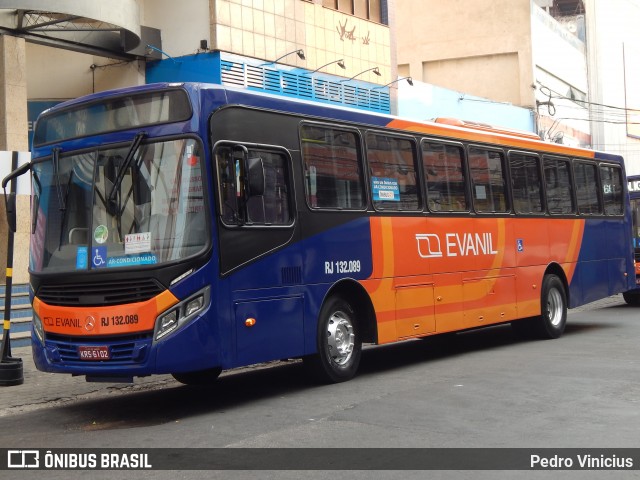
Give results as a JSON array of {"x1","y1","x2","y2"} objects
[
  {"x1": 156, "y1": 310, "x2": 178, "y2": 340},
  {"x1": 185, "y1": 295, "x2": 204, "y2": 317},
  {"x1": 154, "y1": 287, "x2": 210, "y2": 341},
  {"x1": 33, "y1": 312, "x2": 44, "y2": 343}
]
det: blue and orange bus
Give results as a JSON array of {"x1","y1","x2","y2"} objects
[{"x1": 4, "y1": 82, "x2": 635, "y2": 384}]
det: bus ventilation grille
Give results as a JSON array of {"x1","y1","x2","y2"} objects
[
  {"x1": 37, "y1": 279, "x2": 165, "y2": 307},
  {"x1": 281, "y1": 266, "x2": 302, "y2": 285}
]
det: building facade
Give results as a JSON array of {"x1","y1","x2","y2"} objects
[
  {"x1": 396, "y1": 0, "x2": 640, "y2": 170},
  {"x1": 584, "y1": 0, "x2": 640, "y2": 175},
  {"x1": 396, "y1": 0, "x2": 591, "y2": 148},
  {"x1": 0, "y1": 0, "x2": 396, "y2": 283}
]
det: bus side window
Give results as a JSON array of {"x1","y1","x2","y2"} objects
[
  {"x1": 215, "y1": 146, "x2": 242, "y2": 224},
  {"x1": 245, "y1": 150, "x2": 292, "y2": 225},
  {"x1": 300, "y1": 124, "x2": 365, "y2": 210},
  {"x1": 366, "y1": 132, "x2": 420, "y2": 211},
  {"x1": 509, "y1": 152, "x2": 543, "y2": 215},
  {"x1": 574, "y1": 161, "x2": 602, "y2": 215},
  {"x1": 469, "y1": 147, "x2": 508, "y2": 213},
  {"x1": 543, "y1": 156, "x2": 575, "y2": 214},
  {"x1": 215, "y1": 145, "x2": 292, "y2": 226},
  {"x1": 422, "y1": 141, "x2": 467, "y2": 212}
]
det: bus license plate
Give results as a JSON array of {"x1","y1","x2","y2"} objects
[{"x1": 78, "y1": 346, "x2": 111, "y2": 361}]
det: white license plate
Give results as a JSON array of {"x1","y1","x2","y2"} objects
[{"x1": 78, "y1": 345, "x2": 111, "y2": 361}]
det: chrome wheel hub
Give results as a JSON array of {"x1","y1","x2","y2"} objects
[
  {"x1": 326, "y1": 311, "x2": 355, "y2": 366},
  {"x1": 547, "y1": 287, "x2": 563, "y2": 326}
]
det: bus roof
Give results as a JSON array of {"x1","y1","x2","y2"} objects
[{"x1": 37, "y1": 81, "x2": 621, "y2": 163}]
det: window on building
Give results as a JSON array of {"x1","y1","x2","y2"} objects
[
  {"x1": 510, "y1": 152, "x2": 543, "y2": 214},
  {"x1": 300, "y1": 124, "x2": 366, "y2": 210},
  {"x1": 469, "y1": 147, "x2": 508, "y2": 213},
  {"x1": 544, "y1": 156, "x2": 575, "y2": 214},
  {"x1": 323, "y1": 0, "x2": 382, "y2": 23},
  {"x1": 366, "y1": 133, "x2": 420, "y2": 211},
  {"x1": 574, "y1": 161, "x2": 602, "y2": 215},
  {"x1": 422, "y1": 141, "x2": 468, "y2": 212}
]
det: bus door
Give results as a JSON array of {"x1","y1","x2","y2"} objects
[{"x1": 214, "y1": 142, "x2": 304, "y2": 366}]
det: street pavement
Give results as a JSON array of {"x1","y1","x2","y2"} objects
[{"x1": 0, "y1": 294, "x2": 628, "y2": 417}]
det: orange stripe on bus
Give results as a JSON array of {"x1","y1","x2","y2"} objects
[
  {"x1": 363, "y1": 216, "x2": 584, "y2": 343},
  {"x1": 385, "y1": 119, "x2": 596, "y2": 158},
  {"x1": 35, "y1": 290, "x2": 179, "y2": 336},
  {"x1": 563, "y1": 219, "x2": 585, "y2": 283}
]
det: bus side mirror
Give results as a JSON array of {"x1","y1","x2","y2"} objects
[
  {"x1": 2, "y1": 161, "x2": 31, "y2": 233},
  {"x1": 4, "y1": 192, "x2": 16, "y2": 233},
  {"x1": 247, "y1": 157, "x2": 265, "y2": 196}
]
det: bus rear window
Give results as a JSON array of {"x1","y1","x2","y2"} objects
[
  {"x1": 33, "y1": 89, "x2": 192, "y2": 146},
  {"x1": 600, "y1": 164, "x2": 624, "y2": 215}
]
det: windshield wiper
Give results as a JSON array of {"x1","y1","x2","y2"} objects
[
  {"x1": 52, "y1": 147, "x2": 65, "y2": 211},
  {"x1": 51, "y1": 147, "x2": 77, "y2": 248},
  {"x1": 31, "y1": 169, "x2": 42, "y2": 233},
  {"x1": 107, "y1": 131, "x2": 147, "y2": 209}
]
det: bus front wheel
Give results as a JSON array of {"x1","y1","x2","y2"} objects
[
  {"x1": 304, "y1": 295, "x2": 362, "y2": 384},
  {"x1": 171, "y1": 367, "x2": 222, "y2": 386}
]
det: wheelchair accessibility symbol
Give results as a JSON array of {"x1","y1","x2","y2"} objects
[{"x1": 92, "y1": 246, "x2": 108, "y2": 268}]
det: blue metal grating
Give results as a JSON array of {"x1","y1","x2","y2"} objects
[{"x1": 220, "y1": 60, "x2": 390, "y2": 114}]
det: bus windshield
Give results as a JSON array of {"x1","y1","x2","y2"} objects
[{"x1": 30, "y1": 137, "x2": 207, "y2": 273}]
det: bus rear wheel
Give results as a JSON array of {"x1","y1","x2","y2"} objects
[
  {"x1": 171, "y1": 367, "x2": 222, "y2": 386},
  {"x1": 623, "y1": 291, "x2": 640, "y2": 305},
  {"x1": 304, "y1": 295, "x2": 362, "y2": 384},
  {"x1": 512, "y1": 274, "x2": 567, "y2": 339},
  {"x1": 535, "y1": 274, "x2": 567, "y2": 339}
]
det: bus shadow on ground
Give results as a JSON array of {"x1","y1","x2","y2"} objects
[{"x1": 41, "y1": 319, "x2": 616, "y2": 432}]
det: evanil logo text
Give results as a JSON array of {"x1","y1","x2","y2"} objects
[{"x1": 416, "y1": 232, "x2": 498, "y2": 258}]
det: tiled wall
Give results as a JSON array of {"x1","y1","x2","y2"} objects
[{"x1": 212, "y1": 0, "x2": 391, "y2": 84}]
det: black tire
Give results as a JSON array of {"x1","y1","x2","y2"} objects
[
  {"x1": 510, "y1": 317, "x2": 535, "y2": 338},
  {"x1": 303, "y1": 295, "x2": 362, "y2": 384},
  {"x1": 171, "y1": 367, "x2": 222, "y2": 386},
  {"x1": 623, "y1": 291, "x2": 640, "y2": 305},
  {"x1": 534, "y1": 274, "x2": 567, "y2": 339}
]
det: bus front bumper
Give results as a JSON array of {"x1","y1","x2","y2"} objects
[{"x1": 31, "y1": 311, "x2": 222, "y2": 381}]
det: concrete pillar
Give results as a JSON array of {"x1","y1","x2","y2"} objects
[{"x1": 0, "y1": 35, "x2": 29, "y2": 285}]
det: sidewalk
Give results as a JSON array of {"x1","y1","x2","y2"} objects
[
  {"x1": 0, "y1": 345, "x2": 175, "y2": 417},
  {"x1": 0, "y1": 294, "x2": 627, "y2": 417}
]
